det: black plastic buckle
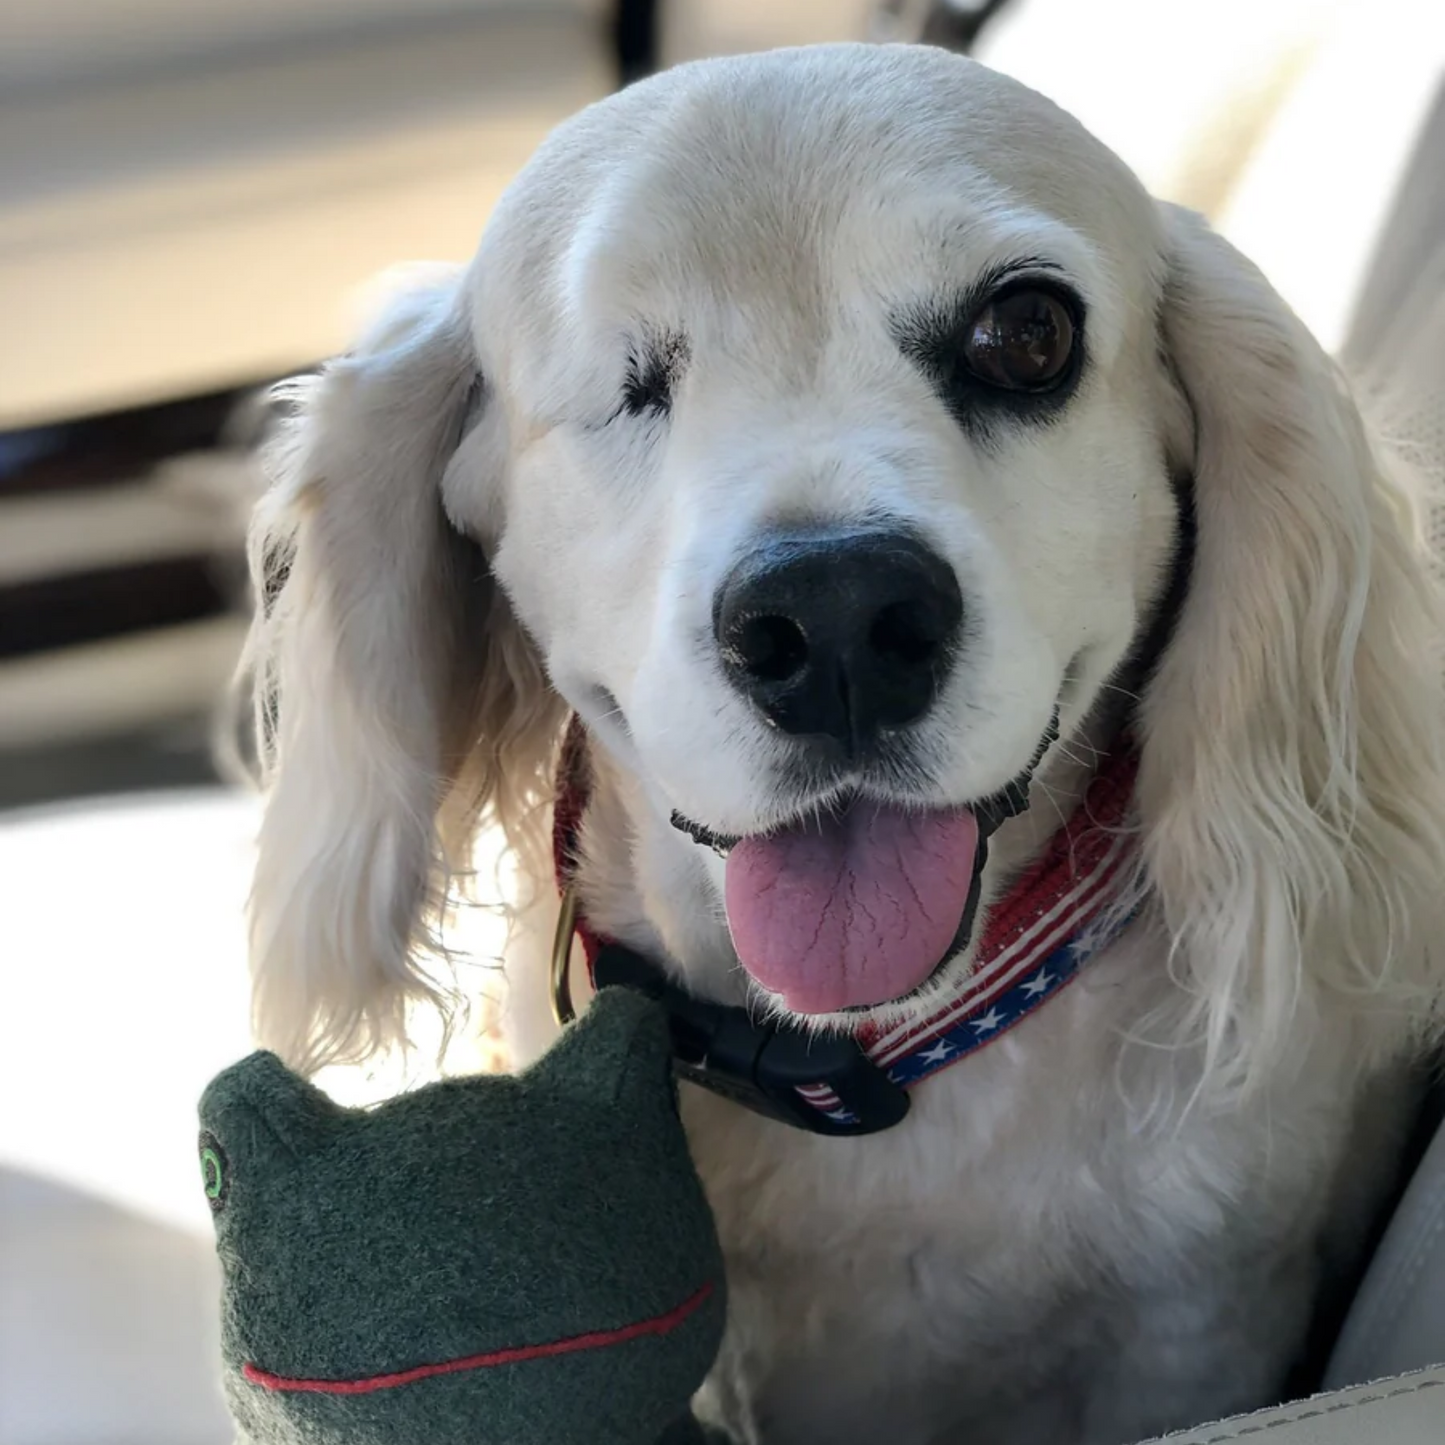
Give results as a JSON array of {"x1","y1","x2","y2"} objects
[{"x1": 592, "y1": 943, "x2": 910, "y2": 1137}]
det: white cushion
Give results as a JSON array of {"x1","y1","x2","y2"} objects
[{"x1": 1137, "y1": 1365, "x2": 1445, "y2": 1444}]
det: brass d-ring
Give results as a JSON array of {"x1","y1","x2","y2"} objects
[{"x1": 551, "y1": 885, "x2": 580, "y2": 1026}]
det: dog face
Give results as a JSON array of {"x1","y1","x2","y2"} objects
[
  {"x1": 440, "y1": 47, "x2": 1181, "y2": 1017},
  {"x1": 243, "y1": 44, "x2": 1444, "y2": 1077},
  {"x1": 465, "y1": 48, "x2": 1177, "y2": 825}
]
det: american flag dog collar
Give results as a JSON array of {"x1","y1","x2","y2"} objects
[{"x1": 552, "y1": 719, "x2": 1141, "y2": 1137}]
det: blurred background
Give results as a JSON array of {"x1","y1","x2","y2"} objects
[{"x1": 1, "y1": 2, "x2": 1442, "y2": 1442}]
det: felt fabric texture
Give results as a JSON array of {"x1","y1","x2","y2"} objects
[{"x1": 198, "y1": 988, "x2": 727, "y2": 1445}]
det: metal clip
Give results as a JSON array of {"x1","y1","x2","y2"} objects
[{"x1": 550, "y1": 884, "x2": 580, "y2": 1027}]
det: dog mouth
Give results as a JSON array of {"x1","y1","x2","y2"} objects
[{"x1": 670, "y1": 717, "x2": 1058, "y2": 1016}]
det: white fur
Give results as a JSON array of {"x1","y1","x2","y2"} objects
[{"x1": 237, "y1": 44, "x2": 1445, "y2": 1443}]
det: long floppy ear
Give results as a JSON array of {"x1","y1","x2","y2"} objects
[
  {"x1": 1140, "y1": 205, "x2": 1445, "y2": 1093},
  {"x1": 238, "y1": 267, "x2": 564, "y2": 1074}
]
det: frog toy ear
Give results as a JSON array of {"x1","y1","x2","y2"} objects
[
  {"x1": 524, "y1": 988, "x2": 677, "y2": 1113},
  {"x1": 197, "y1": 1049, "x2": 343, "y2": 1208}
]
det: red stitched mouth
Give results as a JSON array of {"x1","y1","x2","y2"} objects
[{"x1": 243, "y1": 1280, "x2": 716, "y2": 1396}]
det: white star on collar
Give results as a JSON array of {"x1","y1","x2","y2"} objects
[
  {"x1": 970, "y1": 1007, "x2": 1006, "y2": 1034},
  {"x1": 824, "y1": 1107, "x2": 856, "y2": 1123},
  {"x1": 918, "y1": 1039, "x2": 956, "y2": 1065},
  {"x1": 1020, "y1": 970, "x2": 1055, "y2": 999}
]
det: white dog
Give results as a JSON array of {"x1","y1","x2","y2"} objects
[{"x1": 238, "y1": 43, "x2": 1445, "y2": 1444}]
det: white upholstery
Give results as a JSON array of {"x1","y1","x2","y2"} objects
[{"x1": 1140, "y1": 1365, "x2": 1445, "y2": 1444}]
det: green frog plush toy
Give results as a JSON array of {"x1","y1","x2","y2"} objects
[{"x1": 198, "y1": 988, "x2": 727, "y2": 1445}]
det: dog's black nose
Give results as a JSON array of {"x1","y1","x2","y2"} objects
[{"x1": 714, "y1": 527, "x2": 963, "y2": 756}]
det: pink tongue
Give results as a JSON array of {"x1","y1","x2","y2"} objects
[{"x1": 724, "y1": 802, "x2": 980, "y2": 1015}]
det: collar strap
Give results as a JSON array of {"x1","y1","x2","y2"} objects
[{"x1": 552, "y1": 719, "x2": 1140, "y2": 1137}]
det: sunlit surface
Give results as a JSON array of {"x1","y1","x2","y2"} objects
[
  {"x1": 0, "y1": 791, "x2": 258, "y2": 1231},
  {"x1": 0, "y1": 790, "x2": 513, "y2": 1232}
]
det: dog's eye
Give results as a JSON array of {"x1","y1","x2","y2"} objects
[
  {"x1": 962, "y1": 288, "x2": 1076, "y2": 392},
  {"x1": 619, "y1": 332, "x2": 688, "y2": 420},
  {"x1": 623, "y1": 352, "x2": 672, "y2": 417},
  {"x1": 896, "y1": 276, "x2": 1084, "y2": 438}
]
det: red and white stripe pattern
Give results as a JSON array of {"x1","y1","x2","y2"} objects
[{"x1": 794, "y1": 748, "x2": 1141, "y2": 1124}]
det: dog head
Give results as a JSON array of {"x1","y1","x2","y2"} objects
[{"x1": 241, "y1": 45, "x2": 1445, "y2": 1085}]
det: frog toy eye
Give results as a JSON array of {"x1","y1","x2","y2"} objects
[{"x1": 199, "y1": 1132, "x2": 229, "y2": 1212}]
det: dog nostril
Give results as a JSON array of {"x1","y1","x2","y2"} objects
[
  {"x1": 734, "y1": 614, "x2": 809, "y2": 682},
  {"x1": 869, "y1": 599, "x2": 944, "y2": 669}
]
